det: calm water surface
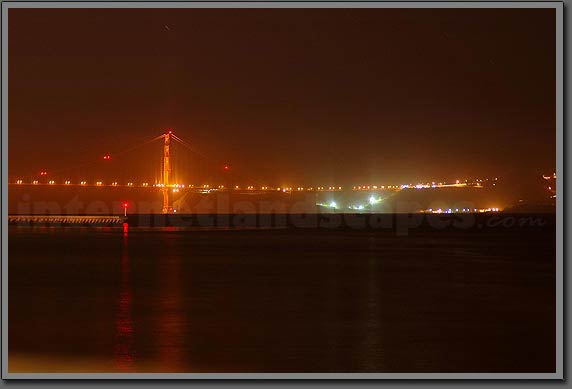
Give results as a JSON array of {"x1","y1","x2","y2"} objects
[{"x1": 8, "y1": 224, "x2": 555, "y2": 373}]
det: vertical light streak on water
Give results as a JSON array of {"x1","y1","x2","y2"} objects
[
  {"x1": 156, "y1": 231, "x2": 185, "y2": 372},
  {"x1": 114, "y1": 225, "x2": 135, "y2": 371}
]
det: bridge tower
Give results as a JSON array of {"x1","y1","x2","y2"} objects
[{"x1": 162, "y1": 130, "x2": 173, "y2": 213}]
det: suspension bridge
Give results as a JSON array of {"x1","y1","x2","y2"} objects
[
  {"x1": 9, "y1": 129, "x2": 490, "y2": 216},
  {"x1": 9, "y1": 130, "x2": 352, "y2": 215}
]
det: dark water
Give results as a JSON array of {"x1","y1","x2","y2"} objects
[{"x1": 8, "y1": 220, "x2": 556, "y2": 373}]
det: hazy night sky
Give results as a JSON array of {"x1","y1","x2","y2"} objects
[{"x1": 8, "y1": 8, "x2": 556, "y2": 186}]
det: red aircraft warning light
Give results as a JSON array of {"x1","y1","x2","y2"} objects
[
  {"x1": 122, "y1": 202, "x2": 129, "y2": 217},
  {"x1": 224, "y1": 165, "x2": 230, "y2": 171},
  {"x1": 39, "y1": 171, "x2": 47, "y2": 176},
  {"x1": 103, "y1": 155, "x2": 111, "y2": 160}
]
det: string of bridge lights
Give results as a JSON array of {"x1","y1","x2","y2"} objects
[{"x1": 11, "y1": 178, "x2": 497, "y2": 192}]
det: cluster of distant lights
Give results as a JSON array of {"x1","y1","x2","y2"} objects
[
  {"x1": 317, "y1": 196, "x2": 501, "y2": 213},
  {"x1": 318, "y1": 196, "x2": 383, "y2": 210},
  {"x1": 318, "y1": 202, "x2": 501, "y2": 213},
  {"x1": 543, "y1": 173, "x2": 557, "y2": 199},
  {"x1": 421, "y1": 207, "x2": 501, "y2": 214}
]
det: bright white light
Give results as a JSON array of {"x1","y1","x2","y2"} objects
[
  {"x1": 329, "y1": 201, "x2": 337, "y2": 208},
  {"x1": 369, "y1": 196, "x2": 379, "y2": 205}
]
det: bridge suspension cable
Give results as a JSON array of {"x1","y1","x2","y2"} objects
[
  {"x1": 33, "y1": 132, "x2": 165, "y2": 179},
  {"x1": 169, "y1": 132, "x2": 264, "y2": 187}
]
